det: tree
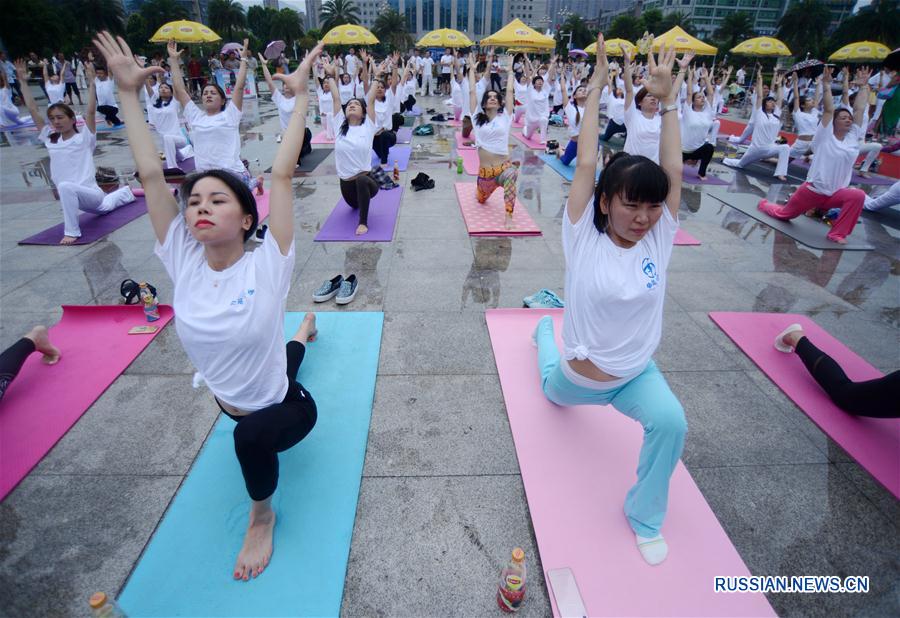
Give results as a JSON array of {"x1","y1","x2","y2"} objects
[
  {"x1": 777, "y1": 0, "x2": 831, "y2": 59},
  {"x1": 607, "y1": 14, "x2": 642, "y2": 42},
  {"x1": 131, "y1": 0, "x2": 188, "y2": 50},
  {"x1": 713, "y1": 11, "x2": 755, "y2": 53},
  {"x1": 372, "y1": 9, "x2": 412, "y2": 54},
  {"x1": 640, "y1": 8, "x2": 663, "y2": 36},
  {"x1": 2, "y1": 0, "x2": 65, "y2": 57},
  {"x1": 269, "y1": 9, "x2": 305, "y2": 47},
  {"x1": 208, "y1": 0, "x2": 247, "y2": 41},
  {"x1": 555, "y1": 14, "x2": 594, "y2": 53},
  {"x1": 320, "y1": 0, "x2": 361, "y2": 32},
  {"x1": 828, "y1": 0, "x2": 900, "y2": 51},
  {"x1": 659, "y1": 11, "x2": 696, "y2": 37},
  {"x1": 65, "y1": 0, "x2": 126, "y2": 39},
  {"x1": 247, "y1": 5, "x2": 277, "y2": 40}
]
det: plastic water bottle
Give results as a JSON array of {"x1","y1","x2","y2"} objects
[
  {"x1": 496, "y1": 547, "x2": 527, "y2": 612},
  {"x1": 457, "y1": 156, "x2": 464, "y2": 174},
  {"x1": 89, "y1": 592, "x2": 126, "y2": 617},
  {"x1": 393, "y1": 161, "x2": 400, "y2": 181}
]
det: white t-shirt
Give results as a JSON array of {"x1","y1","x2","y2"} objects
[
  {"x1": 562, "y1": 198, "x2": 677, "y2": 378},
  {"x1": 750, "y1": 106, "x2": 782, "y2": 147},
  {"x1": 605, "y1": 94, "x2": 625, "y2": 125},
  {"x1": 421, "y1": 57, "x2": 434, "y2": 76},
  {"x1": 402, "y1": 77, "x2": 416, "y2": 99},
  {"x1": 440, "y1": 54, "x2": 453, "y2": 74},
  {"x1": 338, "y1": 80, "x2": 356, "y2": 105},
  {"x1": 148, "y1": 97, "x2": 182, "y2": 137},
  {"x1": 183, "y1": 100, "x2": 244, "y2": 176},
  {"x1": 792, "y1": 109, "x2": 820, "y2": 137},
  {"x1": 155, "y1": 216, "x2": 295, "y2": 412},
  {"x1": 473, "y1": 112, "x2": 512, "y2": 156},
  {"x1": 564, "y1": 102, "x2": 585, "y2": 138},
  {"x1": 451, "y1": 78, "x2": 463, "y2": 108},
  {"x1": 513, "y1": 80, "x2": 528, "y2": 103},
  {"x1": 373, "y1": 90, "x2": 396, "y2": 132},
  {"x1": 525, "y1": 85, "x2": 550, "y2": 122},
  {"x1": 333, "y1": 110, "x2": 376, "y2": 179},
  {"x1": 681, "y1": 104, "x2": 715, "y2": 152},
  {"x1": 344, "y1": 54, "x2": 358, "y2": 77},
  {"x1": 45, "y1": 81, "x2": 66, "y2": 105},
  {"x1": 94, "y1": 78, "x2": 117, "y2": 107},
  {"x1": 806, "y1": 119, "x2": 862, "y2": 197},
  {"x1": 273, "y1": 89, "x2": 296, "y2": 131},
  {"x1": 624, "y1": 101, "x2": 661, "y2": 163},
  {"x1": 39, "y1": 125, "x2": 98, "y2": 189},
  {"x1": 143, "y1": 82, "x2": 160, "y2": 117}
]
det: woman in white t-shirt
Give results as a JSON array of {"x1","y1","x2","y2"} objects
[
  {"x1": 450, "y1": 58, "x2": 466, "y2": 123},
  {"x1": 142, "y1": 73, "x2": 190, "y2": 171},
  {"x1": 680, "y1": 67, "x2": 717, "y2": 180},
  {"x1": 169, "y1": 38, "x2": 264, "y2": 193},
  {"x1": 600, "y1": 77, "x2": 627, "y2": 142},
  {"x1": 522, "y1": 57, "x2": 555, "y2": 145},
  {"x1": 41, "y1": 60, "x2": 67, "y2": 105},
  {"x1": 788, "y1": 71, "x2": 822, "y2": 160},
  {"x1": 469, "y1": 52, "x2": 518, "y2": 219},
  {"x1": 758, "y1": 66, "x2": 870, "y2": 244},
  {"x1": 722, "y1": 70, "x2": 790, "y2": 181},
  {"x1": 557, "y1": 78, "x2": 589, "y2": 167},
  {"x1": 259, "y1": 54, "x2": 313, "y2": 163},
  {"x1": 367, "y1": 56, "x2": 402, "y2": 166},
  {"x1": 96, "y1": 32, "x2": 324, "y2": 582},
  {"x1": 325, "y1": 60, "x2": 380, "y2": 235},
  {"x1": 534, "y1": 37, "x2": 687, "y2": 567},
  {"x1": 15, "y1": 58, "x2": 136, "y2": 244}
]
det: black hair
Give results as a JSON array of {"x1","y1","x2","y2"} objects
[
  {"x1": 475, "y1": 89, "x2": 504, "y2": 126},
  {"x1": 592, "y1": 152, "x2": 669, "y2": 235},
  {"x1": 635, "y1": 87, "x2": 655, "y2": 109},
  {"x1": 202, "y1": 83, "x2": 228, "y2": 111},
  {"x1": 532, "y1": 75, "x2": 544, "y2": 86},
  {"x1": 339, "y1": 98, "x2": 367, "y2": 136},
  {"x1": 152, "y1": 83, "x2": 174, "y2": 108},
  {"x1": 834, "y1": 107, "x2": 854, "y2": 122},
  {"x1": 797, "y1": 95, "x2": 808, "y2": 110},
  {"x1": 46, "y1": 103, "x2": 78, "y2": 143},
  {"x1": 181, "y1": 169, "x2": 258, "y2": 241},
  {"x1": 762, "y1": 95, "x2": 780, "y2": 118}
]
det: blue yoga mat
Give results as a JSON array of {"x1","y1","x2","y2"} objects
[
  {"x1": 119, "y1": 311, "x2": 383, "y2": 617},
  {"x1": 538, "y1": 153, "x2": 600, "y2": 182}
]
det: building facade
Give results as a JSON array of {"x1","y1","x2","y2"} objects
[
  {"x1": 379, "y1": 0, "x2": 553, "y2": 41},
  {"x1": 263, "y1": 0, "x2": 280, "y2": 9},
  {"x1": 306, "y1": 0, "x2": 322, "y2": 29},
  {"x1": 125, "y1": 0, "x2": 208, "y2": 22}
]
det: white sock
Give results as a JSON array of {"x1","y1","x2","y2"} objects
[{"x1": 636, "y1": 533, "x2": 668, "y2": 565}]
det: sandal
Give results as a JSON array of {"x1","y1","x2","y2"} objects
[{"x1": 774, "y1": 323, "x2": 804, "y2": 353}]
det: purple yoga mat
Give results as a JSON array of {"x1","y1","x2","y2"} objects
[
  {"x1": 791, "y1": 159, "x2": 895, "y2": 186},
  {"x1": 371, "y1": 145, "x2": 411, "y2": 171},
  {"x1": 19, "y1": 196, "x2": 148, "y2": 246},
  {"x1": 682, "y1": 166, "x2": 729, "y2": 185},
  {"x1": 396, "y1": 127, "x2": 413, "y2": 144},
  {"x1": 315, "y1": 187, "x2": 403, "y2": 242}
]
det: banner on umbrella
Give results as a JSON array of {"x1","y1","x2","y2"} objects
[{"x1": 213, "y1": 69, "x2": 257, "y2": 99}]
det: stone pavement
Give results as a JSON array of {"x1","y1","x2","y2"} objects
[{"x1": 1, "y1": 89, "x2": 898, "y2": 617}]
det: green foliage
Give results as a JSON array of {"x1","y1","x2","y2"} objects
[
  {"x1": 1, "y1": 0, "x2": 65, "y2": 57},
  {"x1": 827, "y1": 0, "x2": 899, "y2": 51},
  {"x1": 713, "y1": 10, "x2": 755, "y2": 53},
  {"x1": 247, "y1": 5, "x2": 277, "y2": 40},
  {"x1": 607, "y1": 15, "x2": 643, "y2": 42},
  {"x1": 269, "y1": 9, "x2": 304, "y2": 47},
  {"x1": 640, "y1": 8, "x2": 663, "y2": 36},
  {"x1": 372, "y1": 9, "x2": 412, "y2": 54},
  {"x1": 124, "y1": 0, "x2": 189, "y2": 56},
  {"x1": 65, "y1": 0, "x2": 125, "y2": 38},
  {"x1": 208, "y1": 0, "x2": 247, "y2": 41},
  {"x1": 555, "y1": 14, "x2": 594, "y2": 53},
  {"x1": 659, "y1": 11, "x2": 696, "y2": 37},
  {"x1": 320, "y1": 0, "x2": 361, "y2": 32},
  {"x1": 777, "y1": 0, "x2": 831, "y2": 59}
]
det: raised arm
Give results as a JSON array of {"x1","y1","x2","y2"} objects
[
  {"x1": 504, "y1": 57, "x2": 515, "y2": 115},
  {"x1": 852, "y1": 66, "x2": 871, "y2": 127},
  {"x1": 705, "y1": 67, "x2": 718, "y2": 104},
  {"x1": 326, "y1": 63, "x2": 341, "y2": 117},
  {"x1": 468, "y1": 52, "x2": 478, "y2": 114},
  {"x1": 755, "y1": 70, "x2": 764, "y2": 110},
  {"x1": 568, "y1": 34, "x2": 608, "y2": 224},
  {"x1": 841, "y1": 67, "x2": 850, "y2": 109},
  {"x1": 268, "y1": 43, "x2": 323, "y2": 255},
  {"x1": 820, "y1": 66, "x2": 835, "y2": 127},
  {"x1": 643, "y1": 44, "x2": 681, "y2": 217},
  {"x1": 773, "y1": 71, "x2": 784, "y2": 110},
  {"x1": 41, "y1": 60, "x2": 50, "y2": 84},
  {"x1": 366, "y1": 71, "x2": 377, "y2": 123},
  {"x1": 84, "y1": 61, "x2": 97, "y2": 133},
  {"x1": 813, "y1": 76, "x2": 823, "y2": 108},
  {"x1": 258, "y1": 53, "x2": 277, "y2": 95},
  {"x1": 623, "y1": 49, "x2": 635, "y2": 109},
  {"x1": 231, "y1": 39, "x2": 250, "y2": 111},
  {"x1": 719, "y1": 66, "x2": 732, "y2": 93},
  {"x1": 14, "y1": 59, "x2": 45, "y2": 130},
  {"x1": 791, "y1": 71, "x2": 800, "y2": 112},
  {"x1": 93, "y1": 31, "x2": 175, "y2": 243},
  {"x1": 167, "y1": 40, "x2": 191, "y2": 106}
]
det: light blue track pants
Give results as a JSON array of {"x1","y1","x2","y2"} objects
[{"x1": 535, "y1": 316, "x2": 687, "y2": 537}]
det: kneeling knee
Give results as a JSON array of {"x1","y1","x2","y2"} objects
[{"x1": 648, "y1": 405, "x2": 688, "y2": 437}]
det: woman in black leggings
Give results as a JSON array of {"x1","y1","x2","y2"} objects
[
  {"x1": 0, "y1": 326, "x2": 60, "y2": 402},
  {"x1": 777, "y1": 325, "x2": 899, "y2": 418}
]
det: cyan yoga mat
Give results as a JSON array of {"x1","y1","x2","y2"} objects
[
  {"x1": 371, "y1": 145, "x2": 411, "y2": 171},
  {"x1": 18, "y1": 196, "x2": 148, "y2": 245},
  {"x1": 119, "y1": 311, "x2": 383, "y2": 617},
  {"x1": 537, "y1": 153, "x2": 600, "y2": 182}
]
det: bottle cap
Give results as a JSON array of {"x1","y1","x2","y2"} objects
[
  {"x1": 89, "y1": 592, "x2": 107, "y2": 608},
  {"x1": 512, "y1": 547, "x2": 525, "y2": 562}
]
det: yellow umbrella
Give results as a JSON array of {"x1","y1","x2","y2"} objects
[
  {"x1": 585, "y1": 38, "x2": 635, "y2": 57},
  {"x1": 480, "y1": 18, "x2": 555, "y2": 50},
  {"x1": 828, "y1": 41, "x2": 891, "y2": 62},
  {"x1": 417, "y1": 28, "x2": 474, "y2": 48},
  {"x1": 149, "y1": 20, "x2": 221, "y2": 43},
  {"x1": 651, "y1": 26, "x2": 717, "y2": 55},
  {"x1": 730, "y1": 36, "x2": 791, "y2": 57},
  {"x1": 322, "y1": 24, "x2": 379, "y2": 46}
]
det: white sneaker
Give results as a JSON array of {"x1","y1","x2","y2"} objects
[{"x1": 722, "y1": 157, "x2": 740, "y2": 168}]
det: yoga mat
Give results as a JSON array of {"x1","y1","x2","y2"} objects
[
  {"x1": 448, "y1": 118, "x2": 462, "y2": 127},
  {"x1": 315, "y1": 187, "x2": 403, "y2": 242},
  {"x1": 119, "y1": 311, "x2": 383, "y2": 617},
  {"x1": 0, "y1": 119, "x2": 36, "y2": 132},
  {"x1": 455, "y1": 131, "x2": 476, "y2": 150},
  {"x1": 485, "y1": 309, "x2": 777, "y2": 618},
  {"x1": 264, "y1": 148, "x2": 332, "y2": 175},
  {"x1": 370, "y1": 145, "x2": 411, "y2": 171},
  {"x1": 18, "y1": 195, "x2": 149, "y2": 246},
  {"x1": 682, "y1": 166, "x2": 729, "y2": 186},
  {"x1": 96, "y1": 123, "x2": 126, "y2": 132},
  {"x1": 722, "y1": 159, "x2": 806, "y2": 183},
  {"x1": 706, "y1": 188, "x2": 874, "y2": 251},
  {"x1": 310, "y1": 130, "x2": 334, "y2": 144},
  {"x1": 403, "y1": 105, "x2": 422, "y2": 117},
  {"x1": 710, "y1": 312, "x2": 899, "y2": 499},
  {"x1": 0, "y1": 305, "x2": 174, "y2": 500},
  {"x1": 537, "y1": 153, "x2": 600, "y2": 182},
  {"x1": 460, "y1": 149, "x2": 480, "y2": 175},
  {"x1": 791, "y1": 158, "x2": 896, "y2": 186},
  {"x1": 454, "y1": 182, "x2": 541, "y2": 237},
  {"x1": 674, "y1": 228, "x2": 701, "y2": 246},
  {"x1": 512, "y1": 131, "x2": 546, "y2": 149},
  {"x1": 396, "y1": 127, "x2": 413, "y2": 144}
]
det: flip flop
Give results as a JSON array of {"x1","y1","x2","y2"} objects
[{"x1": 774, "y1": 323, "x2": 804, "y2": 353}]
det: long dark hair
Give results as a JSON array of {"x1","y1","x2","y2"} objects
[
  {"x1": 181, "y1": 169, "x2": 258, "y2": 241},
  {"x1": 46, "y1": 103, "x2": 78, "y2": 143},
  {"x1": 762, "y1": 95, "x2": 779, "y2": 118},
  {"x1": 339, "y1": 98, "x2": 367, "y2": 136},
  {"x1": 593, "y1": 152, "x2": 669, "y2": 235},
  {"x1": 202, "y1": 84, "x2": 228, "y2": 111},
  {"x1": 475, "y1": 89, "x2": 504, "y2": 126},
  {"x1": 153, "y1": 84, "x2": 174, "y2": 108}
]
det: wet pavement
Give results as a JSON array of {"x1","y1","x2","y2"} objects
[{"x1": 1, "y1": 89, "x2": 898, "y2": 617}]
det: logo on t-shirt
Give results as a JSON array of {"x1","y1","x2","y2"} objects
[
  {"x1": 230, "y1": 288, "x2": 255, "y2": 307},
  {"x1": 642, "y1": 258, "x2": 659, "y2": 290}
]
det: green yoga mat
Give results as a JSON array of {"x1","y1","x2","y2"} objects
[{"x1": 119, "y1": 311, "x2": 383, "y2": 616}]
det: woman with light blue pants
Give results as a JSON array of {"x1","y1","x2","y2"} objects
[{"x1": 535, "y1": 36, "x2": 689, "y2": 566}]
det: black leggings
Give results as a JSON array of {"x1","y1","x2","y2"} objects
[
  {"x1": 340, "y1": 175, "x2": 379, "y2": 226},
  {"x1": 682, "y1": 143, "x2": 715, "y2": 177},
  {"x1": 490, "y1": 73, "x2": 502, "y2": 91},
  {"x1": 64, "y1": 82, "x2": 82, "y2": 102},
  {"x1": 97, "y1": 104, "x2": 122, "y2": 125},
  {"x1": 0, "y1": 338, "x2": 35, "y2": 402},
  {"x1": 220, "y1": 341, "x2": 318, "y2": 501},
  {"x1": 372, "y1": 130, "x2": 397, "y2": 164},
  {"x1": 297, "y1": 127, "x2": 312, "y2": 164},
  {"x1": 601, "y1": 119, "x2": 626, "y2": 142},
  {"x1": 400, "y1": 94, "x2": 416, "y2": 113},
  {"x1": 795, "y1": 337, "x2": 900, "y2": 418}
]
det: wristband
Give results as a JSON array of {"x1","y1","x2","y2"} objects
[{"x1": 659, "y1": 103, "x2": 679, "y2": 116}]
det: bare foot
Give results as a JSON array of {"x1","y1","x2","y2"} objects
[
  {"x1": 782, "y1": 327, "x2": 805, "y2": 350},
  {"x1": 25, "y1": 326, "x2": 60, "y2": 364},
  {"x1": 355, "y1": 224, "x2": 368, "y2": 235},
  {"x1": 828, "y1": 235, "x2": 848, "y2": 245},
  {"x1": 293, "y1": 313, "x2": 317, "y2": 344},
  {"x1": 233, "y1": 501, "x2": 275, "y2": 581},
  {"x1": 256, "y1": 176, "x2": 265, "y2": 196},
  {"x1": 858, "y1": 171, "x2": 870, "y2": 178},
  {"x1": 698, "y1": 175, "x2": 707, "y2": 181},
  {"x1": 776, "y1": 175, "x2": 787, "y2": 182},
  {"x1": 59, "y1": 236, "x2": 78, "y2": 245}
]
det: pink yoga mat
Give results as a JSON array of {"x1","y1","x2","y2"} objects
[
  {"x1": 455, "y1": 132, "x2": 476, "y2": 150},
  {"x1": 710, "y1": 312, "x2": 899, "y2": 499},
  {"x1": 674, "y1": 228, "x2": 701, "y2": 246},
  {"x1": 485, "y1": 309, "x2": 776, "y2": 618},
  {"x1": 0, "y1": 305, "x2": 174, "y2": 500},
  {"x1": 454, "y1": 182, "x2": 541, "y2": 237},
  {"x1": 310, "y1": 131, "x2": 335, "y2": 145},
  {"x1": 512, "y1": 131, "x2": 546, "y2": 150},
  {"x1": 460, "y1": 149, "x2": 480, "y2": 175}
]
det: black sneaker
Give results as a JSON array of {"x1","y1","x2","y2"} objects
[
  {"x1": 335, "y1": 274, "x2": 358, "y2": 305},
  {"x1": 313, "y1": 275, "x2": 343, "y2": 302}
]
